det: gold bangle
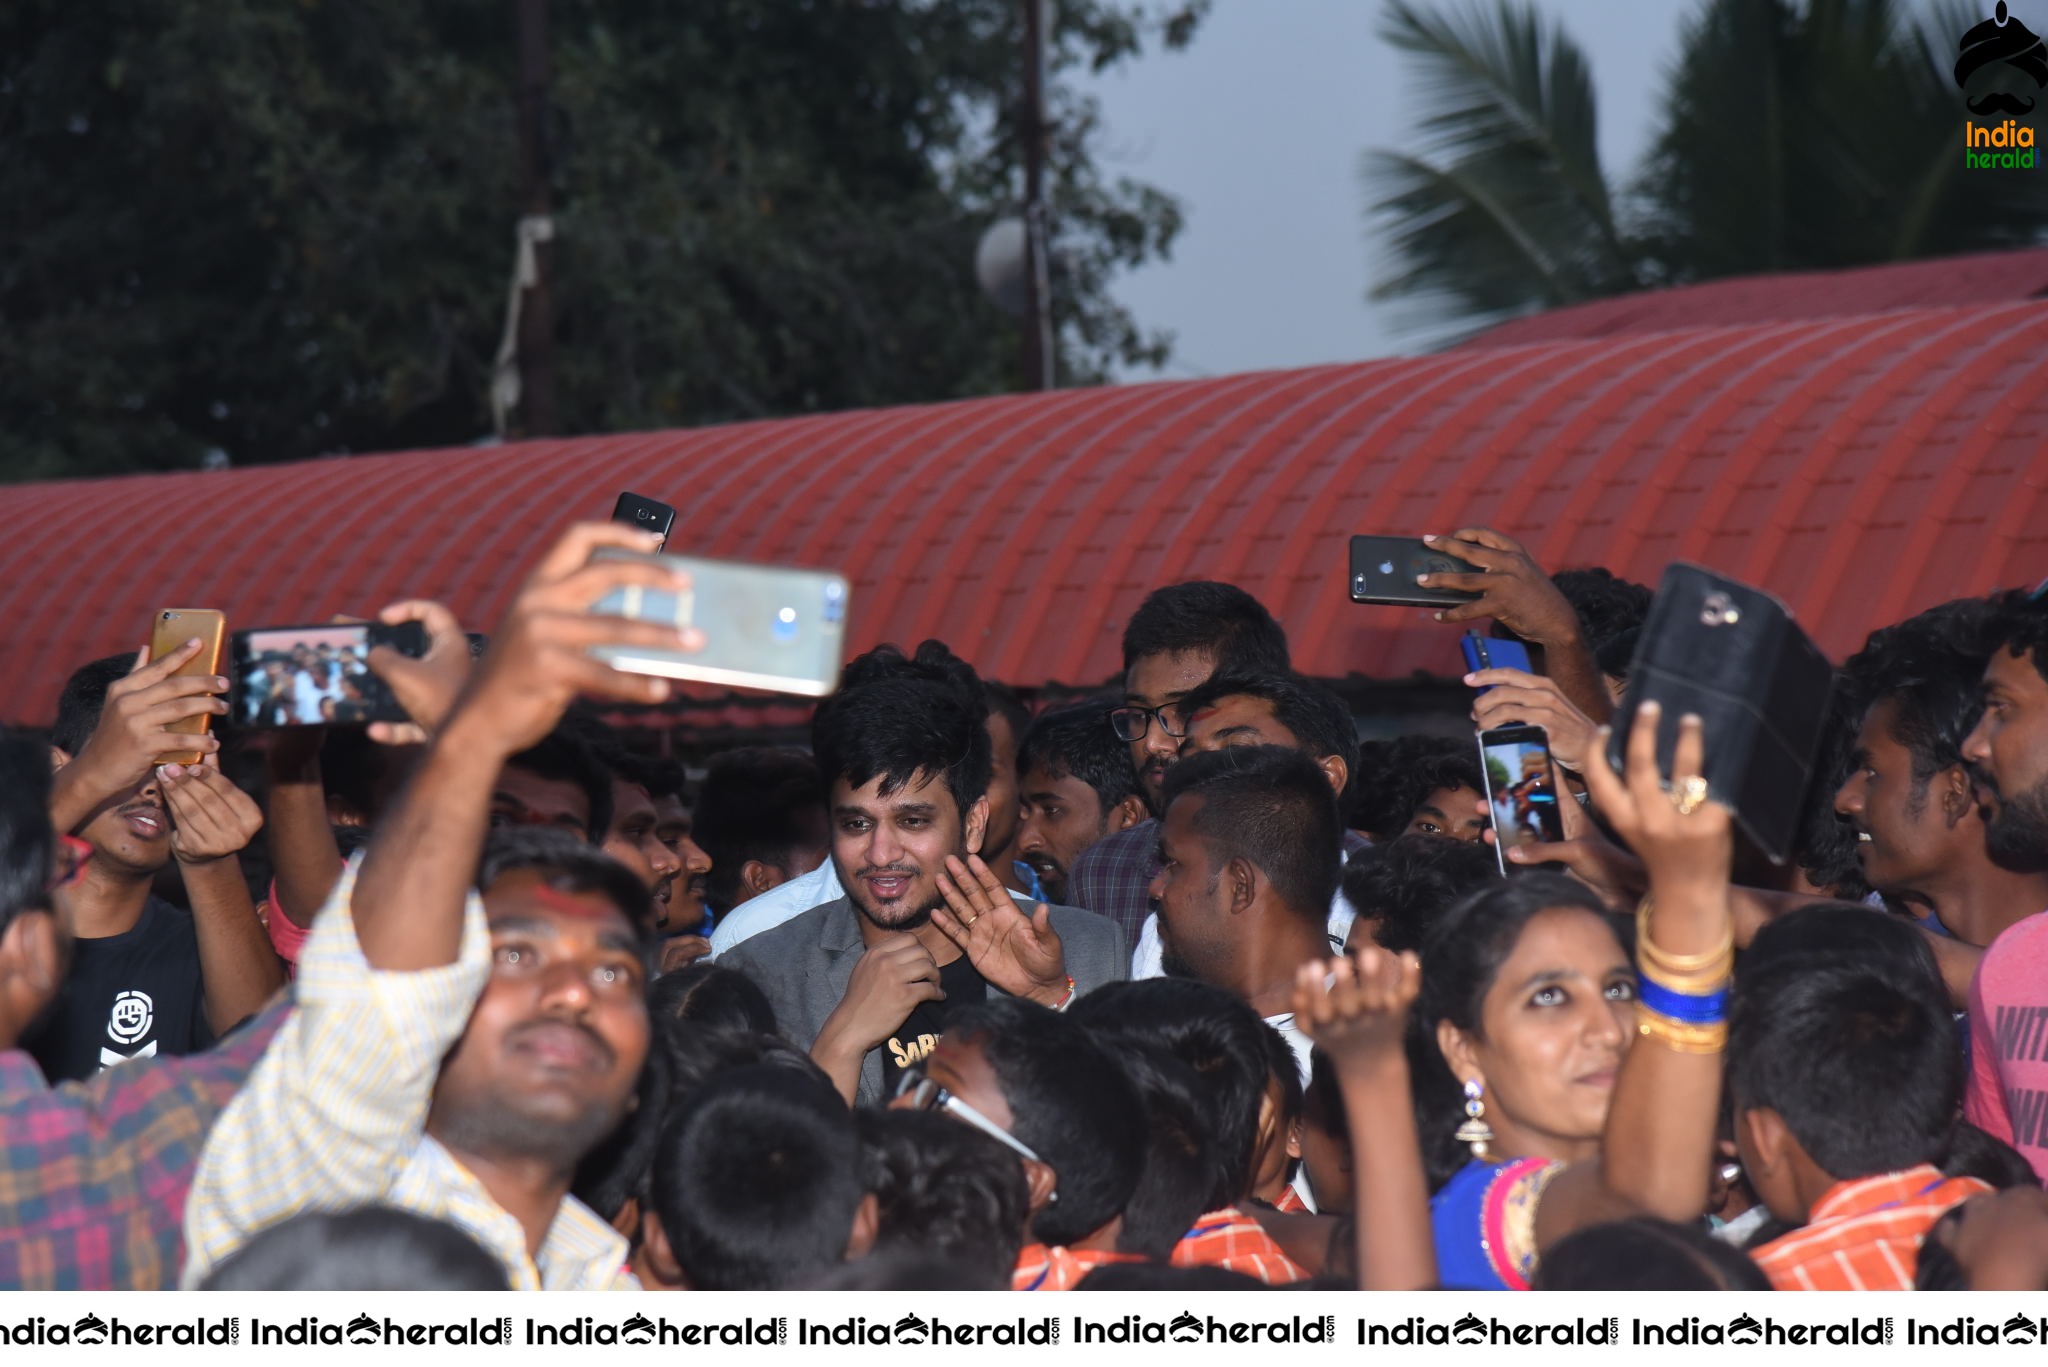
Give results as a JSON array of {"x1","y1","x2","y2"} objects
[
  {"x1": 1634, "y1": 1004, "x2": 1728, "y2": 1054},
  {"x1": 1638, "y1": 960, "x2": 1731, "y2": 997},
  {"x1": 1636, "y1": 896, "x2": 1735, "y2": 973}
]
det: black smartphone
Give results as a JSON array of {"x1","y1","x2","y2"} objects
[
  {"x1": 612, "y1": 491, "x2": 678, "y2": 552},
  {"x1": 1477, "y1": 723, "x2": 1565, "y2": 874},
  {"x1": 1350, "y1": 535, "x2": 1482, "y2": 607},
  {"x1": 230, "y1": 622, "x2": 428, "y2": 728}
]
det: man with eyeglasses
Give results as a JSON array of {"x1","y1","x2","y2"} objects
[
  {"x1": 1067, "y1": 583, "x2": 1292, "y2": 944},
  {"x1": 890, "y1": 997, "x2": 1148, "y2": 1290}
]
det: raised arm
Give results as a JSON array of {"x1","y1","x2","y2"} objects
[
  {"x1": 1417, "y1": 528, "x2": 1613, "y2": 725},
  {"x1": 1291, "y1": 946, "x2": 1436, "y2": 1291},
  {"x1": 1534, "y1": 702, "x2": 1731, "y2": 1246},
  {"x1": 49, "y1": 641, "x2": 225, "y2": 834},
  {"x1": 159, "y1": 757, "x2": 286, "y2": 1030}
]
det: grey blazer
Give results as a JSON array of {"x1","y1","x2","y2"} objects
[{"x1": 718, "y1": 895, "x2": 1129, "y2": 1106}]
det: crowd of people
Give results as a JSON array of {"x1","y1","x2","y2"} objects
[{"x1": 4, "y1": 518, "x2": 2047, "y2": 1294}]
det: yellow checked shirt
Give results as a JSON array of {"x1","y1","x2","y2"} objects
[{"x1": 179, "y1": 859, "x2": 634, "y2": 1290}]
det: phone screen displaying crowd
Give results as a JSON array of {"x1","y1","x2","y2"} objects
[
  {"x1": 232, "y1": 623, "x2": 423, "y2": 727},
  {"x1": 1478, "y1": 725, "x2": 1563, "y2": 866}
]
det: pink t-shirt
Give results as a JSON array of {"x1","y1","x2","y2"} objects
[
  {"x1": 263, "y1": 881, "x2": 311, "y2": 974},
  {"x1": 1964, "y1": 909, "x2": 2048, "y2": 1182}
]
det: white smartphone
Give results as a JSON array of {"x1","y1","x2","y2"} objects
[{"x1": 586, "y1": 548, "x2": 850, "y2": 697}]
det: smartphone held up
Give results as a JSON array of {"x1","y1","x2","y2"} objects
[
  {"x1": 230, "y1": 622, "x2": 429, "y2": 729},
  {"x1": 585, "y1": 548, "x2": 850, "y2": 698},
  {"x1": 1477, "y1": 723, "x2": 1564, "y2": 875},
  {"x1": 149, "y1": 609, "x2": 228, "y2": 765}
]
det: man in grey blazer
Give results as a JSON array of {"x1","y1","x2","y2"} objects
[{"x1": 721, "y1": 655, "x2": 1127, "y2": 1105}]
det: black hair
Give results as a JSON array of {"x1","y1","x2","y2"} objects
[
  {"x1": 1940, "y1": 1120, "x2": 2039, "y2": 1191},
  {"x1": 856, "y1": 1108, "x2": 1030, "y2": 1289},
  {"x1": 501, "y1": 728, "x2": 613, "y2": 842},
  {"x1": 1350, "y1": 735, "x2": 1485, "y2": 843},
  {"x1": 1728, "y1": 906, "x2": 1959, "y2": 1181},
  {"x1": 572, "y1": 1009, "x2": 674, "y2": 1224},
  {"x1": 1793, "y1": 681, "x2": 1875, "y2": 900},
  {"x1": 1914, "y1": 1205, "x2": 1969, "y2": 1291},
  {"x1": 662, "y1": 1021, "x2": 833, "y2": 1101},
  {"x1": 1260, "y1": 1019, "x2": 1304, "y2": 1138},
  {"x1": 947, "y1": 996, "x2": 1147, "y2": 1248},
  {"x1": 51, "y1": 653, "x2": 133, "y2": 758},
  {"x1": 692, "y1": 747, "x2": 825, "y2": 916},
  {"x1": 1109, "y1": 1041, "x2": 1219, "y2": 1259},
  {"x1": 1158, "y1": 745, "x2": 1341, "y2": 925},
  {"x1": 1532, "y1": 1217, "x2": 1771, "y2": 1291},
  {"x1": 475, "y1": 825, "x2": 656, "y2": 952},
  {"x1": 1413, "y1": 873, "x2": 1617, "y2": 1190},
  {"x1": 1547, "y1": 567, "x2": 1655, "y2": 654},
  {"x1": 648, "y1": 961, "x2": 778, "y2": 1036},
  {"x1": 1595, "y1": 625, "x2": 1641, "y2": 685},
  {"x1": 983, "y1": 681, "x2": 1030, "y2": 746},
  {"x1": 1342, "y1": 834, "x2": 1501, "y2": 956},
  {"x1": 804, "y1": 1254, "x2": 995, "y2": 1291},
  {"x1": 1067, "y1": 978, "x2": 1273, "y2": 1211},
  {"x1": 1175, "y1": 671, "x2": 1361, "y2": 808},
  {"x1": 1839, "y1": 597, "x2": 1996, "y2": 796},
  {"x1": 1120, "y1": 581, "x2": 1290, "y2": 676},
  {"x1": 651, "y1": 1064, "x2": 868, "y2": 1290},
  {"x1": 1018, "y1": 698, "x2": 1142, "y2": 812},
  {"x1": 1300, "y1": 1046, "x2": 1350, "y2": 1183},
  {"x1": 1980, "y1": 585, "x2": 2048, "y2": 687},
  {"x1": 199, "y1": 1207, "x2": 511, "y2": 1291},
  {"x1": 0, "y1": 730, "x2": 55, "y2": 938},
  {"x1": 813, "y1": 675, "x2": 992, "y2": 820}
]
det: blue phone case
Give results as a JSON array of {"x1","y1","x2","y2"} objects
[{"x1": 1461, "y1": 634, "x2": 1532, "y2": 685}]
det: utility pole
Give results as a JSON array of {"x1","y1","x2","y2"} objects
[
  {"x1": 1019, "y1": 0, "x2": 1055, "y2": 391},
  {"x1": 512, "y1": 0, "x2": 560, "y2": 435}
]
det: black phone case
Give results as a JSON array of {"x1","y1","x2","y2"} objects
[
  {"x1": 1349, "y1": 535, "x2": 1482, "y2": 607},
  {"x1": 612, "y1": 491, "x2": 677, "y2": 542},
  {"x1": 1606, "y1": 563, "x2": 1833, "y2": 865}
]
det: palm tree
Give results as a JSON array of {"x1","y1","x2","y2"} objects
[{"x1": 1365, "y1": 0, "x2": 2048, "y2": 338}]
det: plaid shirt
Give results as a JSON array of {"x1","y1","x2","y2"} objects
[
  {"x1": 1066, "y1": 819, "x2": 1161, "y2": 944},
  {"x1": 0, "y1": 999, "x2": 288, "y2": 1290},
  {"x1": 180, "y1": 859, "x2": 632, "y2": 1291},
  {"x1": 1011, "y1": 1244, "x2": 1145, "y2": 1290},
  {"x1": 1170, "y1": 1204, "x2": 1311, "y2": 1284},
  {"x1": 1752, "y1": 1164, "x2": 1989, "y2": 1291}
]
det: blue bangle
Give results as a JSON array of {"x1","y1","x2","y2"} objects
[{"x1": 1637, "y1": 977, "x2": 1728, "y2": 1024}]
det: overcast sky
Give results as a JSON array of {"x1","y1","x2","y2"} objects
[{"x1": 1081, "y1": 0, "x2": 1692, "y2": 378}]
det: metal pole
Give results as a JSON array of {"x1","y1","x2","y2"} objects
[
  {"x1": 1020, "y1": 0, "x2": 1055, "y2": 391},
  {"x1": 513, "y1": 0, "x2": 560, "y2": 435}
]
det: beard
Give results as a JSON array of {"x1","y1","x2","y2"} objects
[
  {"x1": 1978, "y1": 768, "x2": 2048, "y2": 873},
  {"x1": 848, "y1": 863, "x2": 939, "y2": 931},
  {"x1": 1160, "y1": 940, "x2": 1200, "y2": 981}
]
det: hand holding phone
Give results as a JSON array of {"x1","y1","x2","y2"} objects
[
  {"x1": 1350, "y1": 535, "x2": 1482, "y2": 607},
  {"x1": 1459, "y1": 632, "x2": 1533, "y2": 689},
  {"x1": 149, "y1": 609, "x2": 229, "y2": 766},
  {"x1": 231, "y1": 621, "x2": 431, "y2": 730},
  {"x1": 1469, "y1": 668, "x2": 1600, "y2": 775},
  {"x1": 612, "y1": 491, "x2": 678, "y2": 552},
  {"x1": 56, "y1": 639, "x2": 228, "y2": 808},
  {"x1": 1477, "y1": 723, "x2": 1566, "y2": 875}
]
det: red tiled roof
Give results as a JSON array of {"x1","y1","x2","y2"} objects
[
  {"x1": 3, "y1": 280, "x2": 2046, "y2": 725},
  {"x1": 1467, "y1": 248, "x2": 2048, "y2": 347}
]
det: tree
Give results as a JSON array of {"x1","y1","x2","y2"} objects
[
  {"x1": 1363, "y1": 0, "x2": 2048, "y2": 339},
  {"x1": 0, "y1": 0, "x2": 1206, "y2": 481}
]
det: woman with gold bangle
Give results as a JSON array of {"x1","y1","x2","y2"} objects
[{"x1": 1415, "y1": 701, "x2": 1735, "y2": 1290}]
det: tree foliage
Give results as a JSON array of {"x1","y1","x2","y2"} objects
[
  {"x1": 1365, "y1": 0, "x2": 2048, "y2": 338},
  {"x1": 0, "y1": 0, "x2": 1206, "y2": 480}
]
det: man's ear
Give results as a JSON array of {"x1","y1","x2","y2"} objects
[
  {"x1": 1740, "y1": 1105, "x2": 1791, "y2": 1177},
  {"x1": 963, "y1": 794, "x2": 990, "y2": 857},
  {"x1": 1941, "y1": 765, "x2": 1974, "y2": 828},
  {"x1": 1286, "y1": 1116, "x2": 1304, "y2": 1163},
  {"x1": 49, "y1": 746, "x2": 70, "y2": 774},
  {"x1": 638, "y1": 1207, "x2": 687, "y2": 1290},
  {"x1": 1021, "y1": 1157, "x2": 1058, "y2": 1217},
  {"x1": 1107, "y1": 794, "x2": 1148, "y2": 834},
  {"x1": 1225, "y1": 855, "x2": 1259, "y2": 914},
  {"x1": 1318, "y1": 755, "x2": 1349, "y2": 802},
  {"x1": 740, "y1": 859, "x2": 782, "y2": 899},
  {"x1": 844, "y1": 1191, "x2": 880, "y2": 1261}
]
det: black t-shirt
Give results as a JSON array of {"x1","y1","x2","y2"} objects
[
  {"x1": 881, "y1": 952, "x2": 988, "y2": 1085},
  {"x1": 23, "y1": 896, "x2": 213, "y2": 1083}
]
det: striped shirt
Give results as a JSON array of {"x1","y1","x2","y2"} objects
[
  {"x1": 1751, "y1": 1164, "x2": 1989, "y2": 1291},
  {"x1": 179, "y1": 860, "x2": 632, "y2": 1290},
  {"x1": 1170, "y1": 1204, "x2": 1311, "y2": 1284}
]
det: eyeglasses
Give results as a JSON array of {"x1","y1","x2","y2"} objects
[
  {"x1": 894, "y1": 1069, "x2": 1057, "y2": 1200},
  {"x1": 46, "y1": 835, "x2": 91, "y2": 894},
  {"x1": 1108, "y1": 703, "x2": 1189, "y2": 744}
]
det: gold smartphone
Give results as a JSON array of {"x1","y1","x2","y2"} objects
[{"x1": 148, "y1": 608, "x2": 227, "y2": 765}]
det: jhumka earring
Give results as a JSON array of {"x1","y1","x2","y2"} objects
[{"x1": 1455, "y1": 1078, "x2": 1495, "y2": 1159}]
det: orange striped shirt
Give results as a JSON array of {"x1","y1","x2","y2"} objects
[
  {"x1": 1170, "y1": 1205, "x2": 1311, "y2": 1284},
  {"x1": 1752, "y1": 1164, "x2": 1990, "y2": 1292},
  {"x1": 1011, "y1": 1245, "x2": 1144, "y2": 1291}
]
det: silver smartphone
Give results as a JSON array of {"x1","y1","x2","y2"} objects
[{"x1": 586, "y1": 548, "x2": 850, "y2": 697}]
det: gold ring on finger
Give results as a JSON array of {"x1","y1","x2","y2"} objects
[
  {"x1": 962, "y1": 914, "x2": 980, "y2": 929},
  {"x1": 1672, "y1": 775, "x2": 1710, "y2": 817}
]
